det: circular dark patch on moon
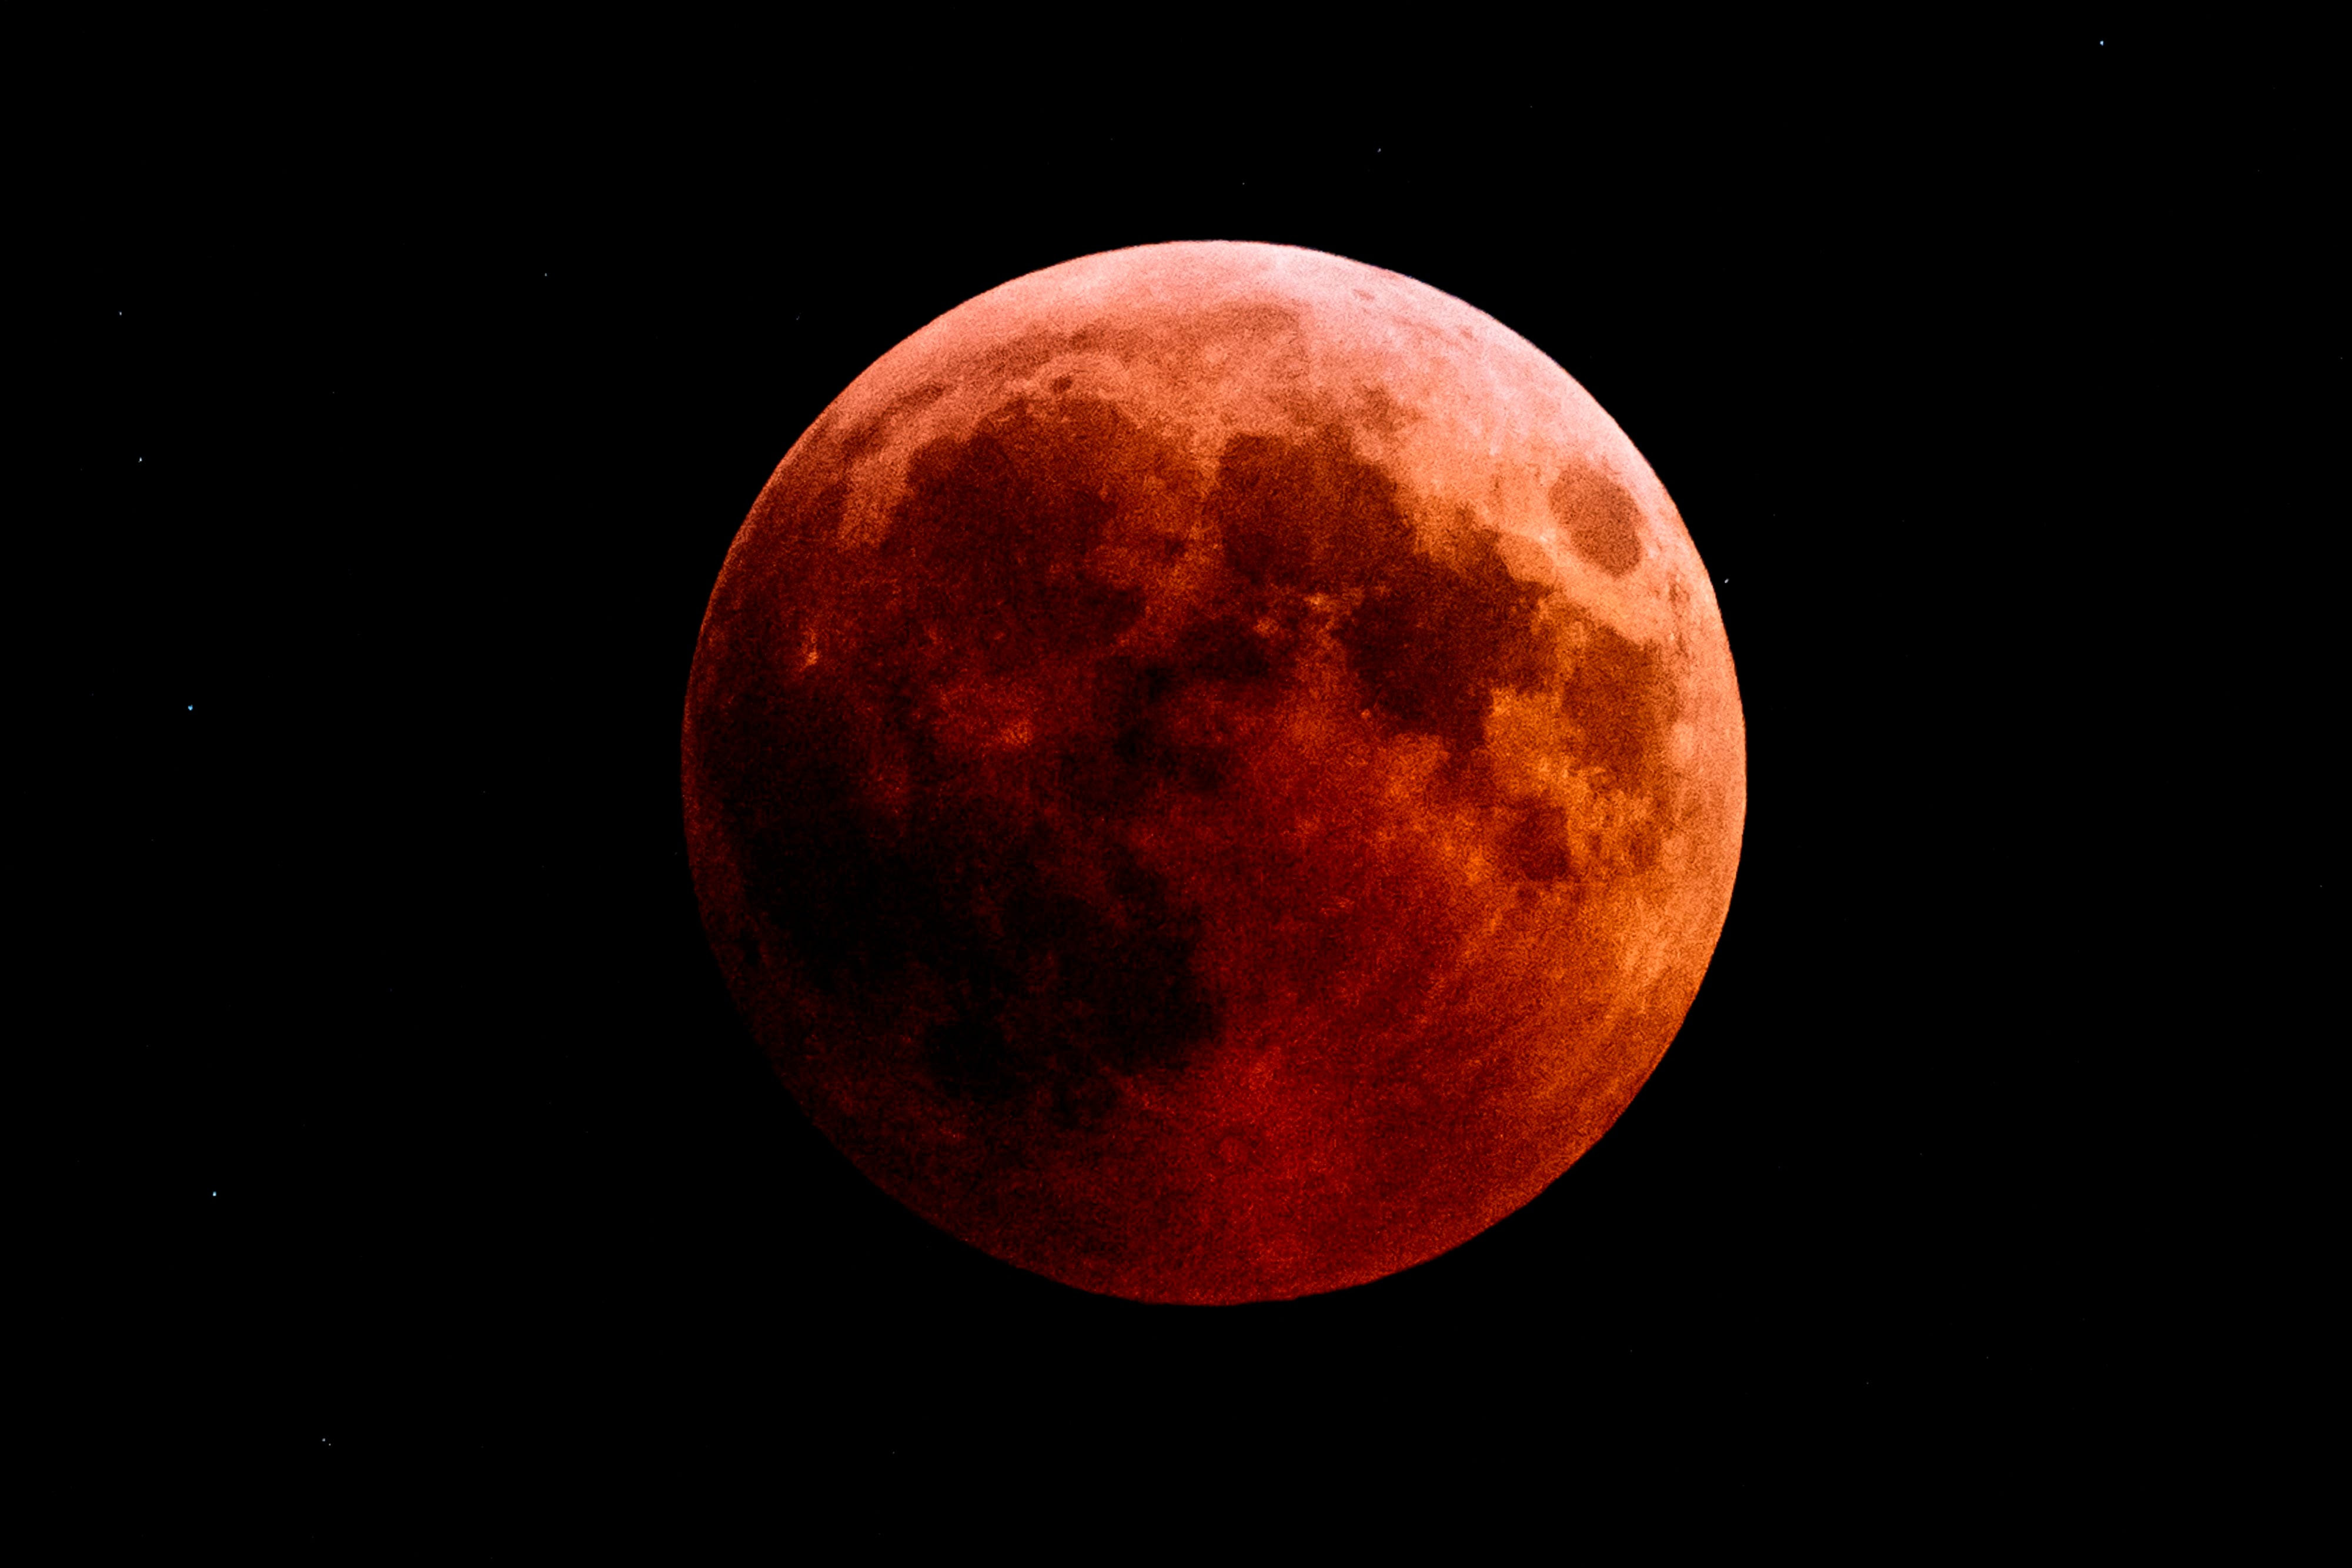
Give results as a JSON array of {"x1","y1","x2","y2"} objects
[{"x1": 1549, "y1": 464, "x2": 1645, "y2": 577}]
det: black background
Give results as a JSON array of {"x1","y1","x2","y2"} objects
[{"x1": 51, "y1": 29, "x2": 2330, "y2": 1547}]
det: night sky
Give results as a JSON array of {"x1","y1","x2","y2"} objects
[{"x1": 49, "y1": 33, "x2": 2328, "y2": 1550}]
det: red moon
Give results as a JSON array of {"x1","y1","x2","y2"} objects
[{"x1": 683, "y1": 242, "x2": 1744, "y2": 1303}]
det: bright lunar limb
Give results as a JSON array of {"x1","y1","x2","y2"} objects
[{"x1": 683, "y1": 242, "x2": 1744, "y2": 1303}]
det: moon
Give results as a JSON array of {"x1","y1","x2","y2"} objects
[{"x1": 682, "y1": 242, "x2": 1744, "y2": 1303}]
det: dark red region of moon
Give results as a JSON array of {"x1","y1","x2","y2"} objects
[{"x1": 682, "y1": 243, "x2": 1744, "y2": 1303}]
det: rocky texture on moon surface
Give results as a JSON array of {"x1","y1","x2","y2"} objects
[{"x1": 683, "y1": 242, "x2": 1744, "y2": 1302}]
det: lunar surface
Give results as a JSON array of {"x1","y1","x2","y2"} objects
[{"x1": 682, "y1": 242, "x2": 1743, "y2": 1303}]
